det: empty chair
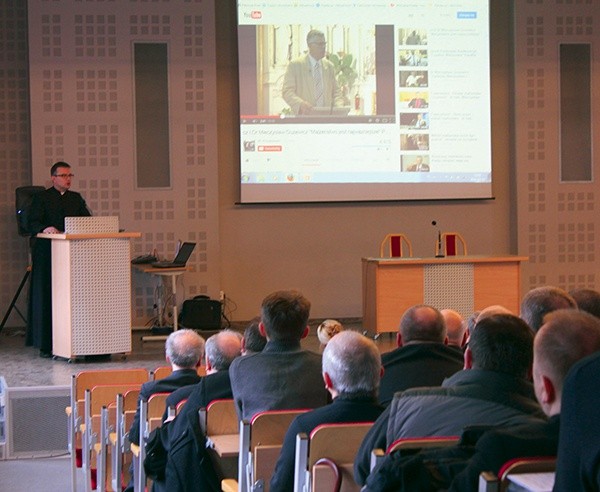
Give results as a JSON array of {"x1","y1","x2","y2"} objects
[
  {"x1": 435, "y1": 232, "x2": 467, "y2": 256},
  {"x1": 151, "y1": 364, "x2": 206, "y2": 380},
  {"x1": 295, "y1": 422, "x2": 373, "y2": 492},
  {"x1": 380, "y1": 233, "x2": 413, "y2": 258},
  {"x1": 66, "y1": 368, "x2": 148, "y2": 492}
]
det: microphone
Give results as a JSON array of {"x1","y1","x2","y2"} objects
[{"x1": 432, "y1": 221, "x2": 445, "y2": 258}]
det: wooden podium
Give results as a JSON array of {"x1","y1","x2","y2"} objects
[
  {"x1": 38, "y1": 218, "x2": 141, "y2": 359},
  {"x1": 362, "y1": 255, "x2": 528, "y2": 334}
]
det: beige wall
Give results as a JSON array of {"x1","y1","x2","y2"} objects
[{"x1": 4, "y1": 1, "x2": 596, "y2": 327}]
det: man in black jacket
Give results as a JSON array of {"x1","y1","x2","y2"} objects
[
  {"x1": 27, "y1": 161, "x2": 91, "y2": 357},
  {"x1": 355, "y1": 314, "x2": 546, "y2": 486},
  {"x1": 363, "y1": 309, "x2": 600, "y2": 491},
  {"x1": 378, "y1": 305, "x2": 464, "y2": 406}
]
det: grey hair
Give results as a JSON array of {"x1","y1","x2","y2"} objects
[
  {"x1": 205, "y1": 329, "x2": 242, "y2": 371},
  {"x1": 322, "y1": 330, "x2": 381, "y2": 397},
  {"x1": 165, "y1": 329, "x2": 205, "y2": 368}
]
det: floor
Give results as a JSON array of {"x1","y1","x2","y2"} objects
[{"x1": 0, "y1": 320, "x2": 395, "y2": 388}]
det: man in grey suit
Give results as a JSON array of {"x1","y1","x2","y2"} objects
[
  {"x1": 229, "y1": 290, "x2": 329, "y2": 420},
  {"x1": 282, "y1": 29, "x2": 344, "y2": 115}
]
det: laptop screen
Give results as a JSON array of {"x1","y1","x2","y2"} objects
[{"x1": 173, "y1": 242, "x2": 196, "y2": 263}]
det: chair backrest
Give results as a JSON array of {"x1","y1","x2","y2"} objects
[
  {"x1": 380, "y1": 233, "x2": 413, "y2": 258},
  {"x1": 438, "y1": 232, "x2": 467, "y2": 256},
  {"x1": 152, "y1": 365, "x2": 206, "y2": 380},
  {"x1": 147, "y1": 392, "x2": 170, "y2": 431},
  {"x1": 74, "y1": 368, "x2": 149, "y2": 401},
  {"x1": 206, "y1": 398, "x2": 238, "y2": 436},
  {"x1": 498, "y1": 457, "x2": 556, "y2": 492},
  {"x1": 386, "y1": 435, "x2": 460, "y2": 454},
  {"x1": 238, "y1": 409, "x2": 309, "y2": 492},
  {"x1": 305, "y1": 422, "x2": 373, "y2": 492}
]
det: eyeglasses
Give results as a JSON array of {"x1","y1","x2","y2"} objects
[{"x1": 53, "y1": 173, "x2": 75, "y2": 178}]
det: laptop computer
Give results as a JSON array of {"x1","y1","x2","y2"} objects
[{"x1": 151, "y1": 242, "x2": 196, "y2": 268}]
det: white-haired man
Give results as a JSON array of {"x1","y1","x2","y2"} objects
[{"x1": 270, "y1": 330, "x2": 384, "y2": 492}]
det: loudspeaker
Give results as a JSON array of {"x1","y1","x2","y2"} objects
[
  {"x1": 15, "y1": 186, "x2": 45, "y2": 237},
  {"x1": 179, "y1": 296, "x2": 222, "y2": 330},
  {"x1": 0, "y1": 377, "x2": 69, "y2": 459}
]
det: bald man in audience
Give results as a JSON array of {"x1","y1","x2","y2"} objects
[
  {"x1": 520, "y1": 285, "x2": 576, "y2": 332},
  {"x1": 364, "y1": 309, "x2": 600, "y2": 491},
  {"x1": 161, "y1": 330, "x2": 242, "y2": 491},
  {"x1": 270, "y1": 331, "x2": 384, "y2": 492},
  {"x1": 378, "y1": 305, "x2": 464, "y2": 406},
  {"x1": 441, "y1": 309, "x2": 467, "y2": 349},
  {"x1": 355, "y1": 314, "x2": 545, "y2": 485}
]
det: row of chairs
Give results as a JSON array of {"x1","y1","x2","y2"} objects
[
  {"x1": 66, "y1": 366, "x2": 205, "y2": 492},
  {"x1": 68, "y1": 367, "x2": 554, "y2": 492},
  {"x1": 380, "y1": 231, "x2": 468, "y2": 258}
]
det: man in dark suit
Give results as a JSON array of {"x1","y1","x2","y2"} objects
[
  {"x1": 27, "y1": 161, "x2": 91, "y2": 357},
  {"x1": 128, "y1": 329, "x2": 205, "y2": 445},
  {"x1": 154, "y1": 329, "x2": 242, "y2": 492},
  {"x1": 270, "y1": 330, "x2": 385, "y2": 492},
  {"x1": 229, "y1": 290, "x2": 329, "y2": 421},
  {"x1": 363, "y1": 309, "x2": 600, "y2": 491},
  {"x1": 378, "y1": 305, "x2": 464, "y2": 407}
]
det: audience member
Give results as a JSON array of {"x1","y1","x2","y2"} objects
[
  {"x1": 378, "y1": 305, "x2": 464, "y2": 406},
  {"x1": 441, "y1": 309, "x2": 467, "y2": 349},
  {"x1": 229, "y1": 290, "x2": 329, "y2": 420},
  {"x1": 355, "y1": 314, "x2": 545, "y2": 485},
  {"x1": 475, "y1": 305, "x2": 512, "y2": 323},
  {"x1": 569, "y1": 287, "x2": 600, "y2": 319},
  {"x1": 316, "y1": 318, "x2": 343, "y2": 346},
  {"x1": 242, "y1": 316, "x2": 267, "y2": 354},
  {"x1": 270, "y1": 331, "x2": 384, "y2": 492},
  {"x1": 520, "y1": 285, "x2": 576, "y2": 332},
  {"x1": 363, "y1": 309, "x2": 600, "y2": 491},
  {"x1": 159, "y1": 329, "x2": 243, "y2": 492},
  {"x1": 554, "y1": 350, "x2": 600, "y2": 491},
  {"x1": 129, "y1": 329, "x2": 205, "y2": 445},
  {"x1": 163, "y1": 329, "x2": 242, "y2": 418}
]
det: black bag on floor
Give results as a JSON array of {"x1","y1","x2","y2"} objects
[{"x1": 178, "y1": 295, "x2": 222, "y2": 330}]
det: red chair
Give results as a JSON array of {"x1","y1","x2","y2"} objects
[
  {"x1": 380, "y1": 234, "x2": 413, "y2": 258},
  {"x1": 436, "y1": 232, "x2": 467, "y2": 256}
]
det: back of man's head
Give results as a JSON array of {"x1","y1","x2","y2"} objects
[
  {"x1": 205, "y1": 329, "x2": 243, "y2": 371},
  {"x1": 400, "y1": 305, "x2": 446, "y2": 344},
  {"x1": 441, "y1": 309, "x2": 466, "y2": 347},
  {"x1": 322, "y1": 330, "x2": 381, "y2": 398},
  {"x1": 261, "y1": 290, "x2": 311, "y2": 342},
  {"x1": 520, "y1": 286, "x2": 577, "y2": 332},
  {"x1": 243, "y1": 316, "x2": 267, "y2": 354},
  {"x1": 534, "y1": 309, "x2": 600, "y2": 399},
  {"x1": 467, "y1": 314, "x2": 533, "y2": 379},
  {"x1": 165, "y1": 329, "x2": 205, "y2": 369},
  {"x1": 569, "y1": 288, "x2": 600, "y2": 319}
]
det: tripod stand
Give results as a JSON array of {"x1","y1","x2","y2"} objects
[{"x1": 0, "y1": 264, "x2": 31, "y2": 333}]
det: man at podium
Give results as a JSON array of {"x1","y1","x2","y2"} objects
[{"x1": 26, "y1": 161, "x2": 91, "y2": 358}]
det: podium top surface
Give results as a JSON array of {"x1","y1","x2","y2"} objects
[
  {"x1": 362, "y1": 255, "x2": 529, "y2": 265},
  {"x1": 37, "y1": 232, "x2": 142, "y2": 240}
]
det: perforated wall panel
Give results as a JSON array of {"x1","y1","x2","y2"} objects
[{"x1": 64, "y1": 216, "x2": 118, "y2": 234}]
